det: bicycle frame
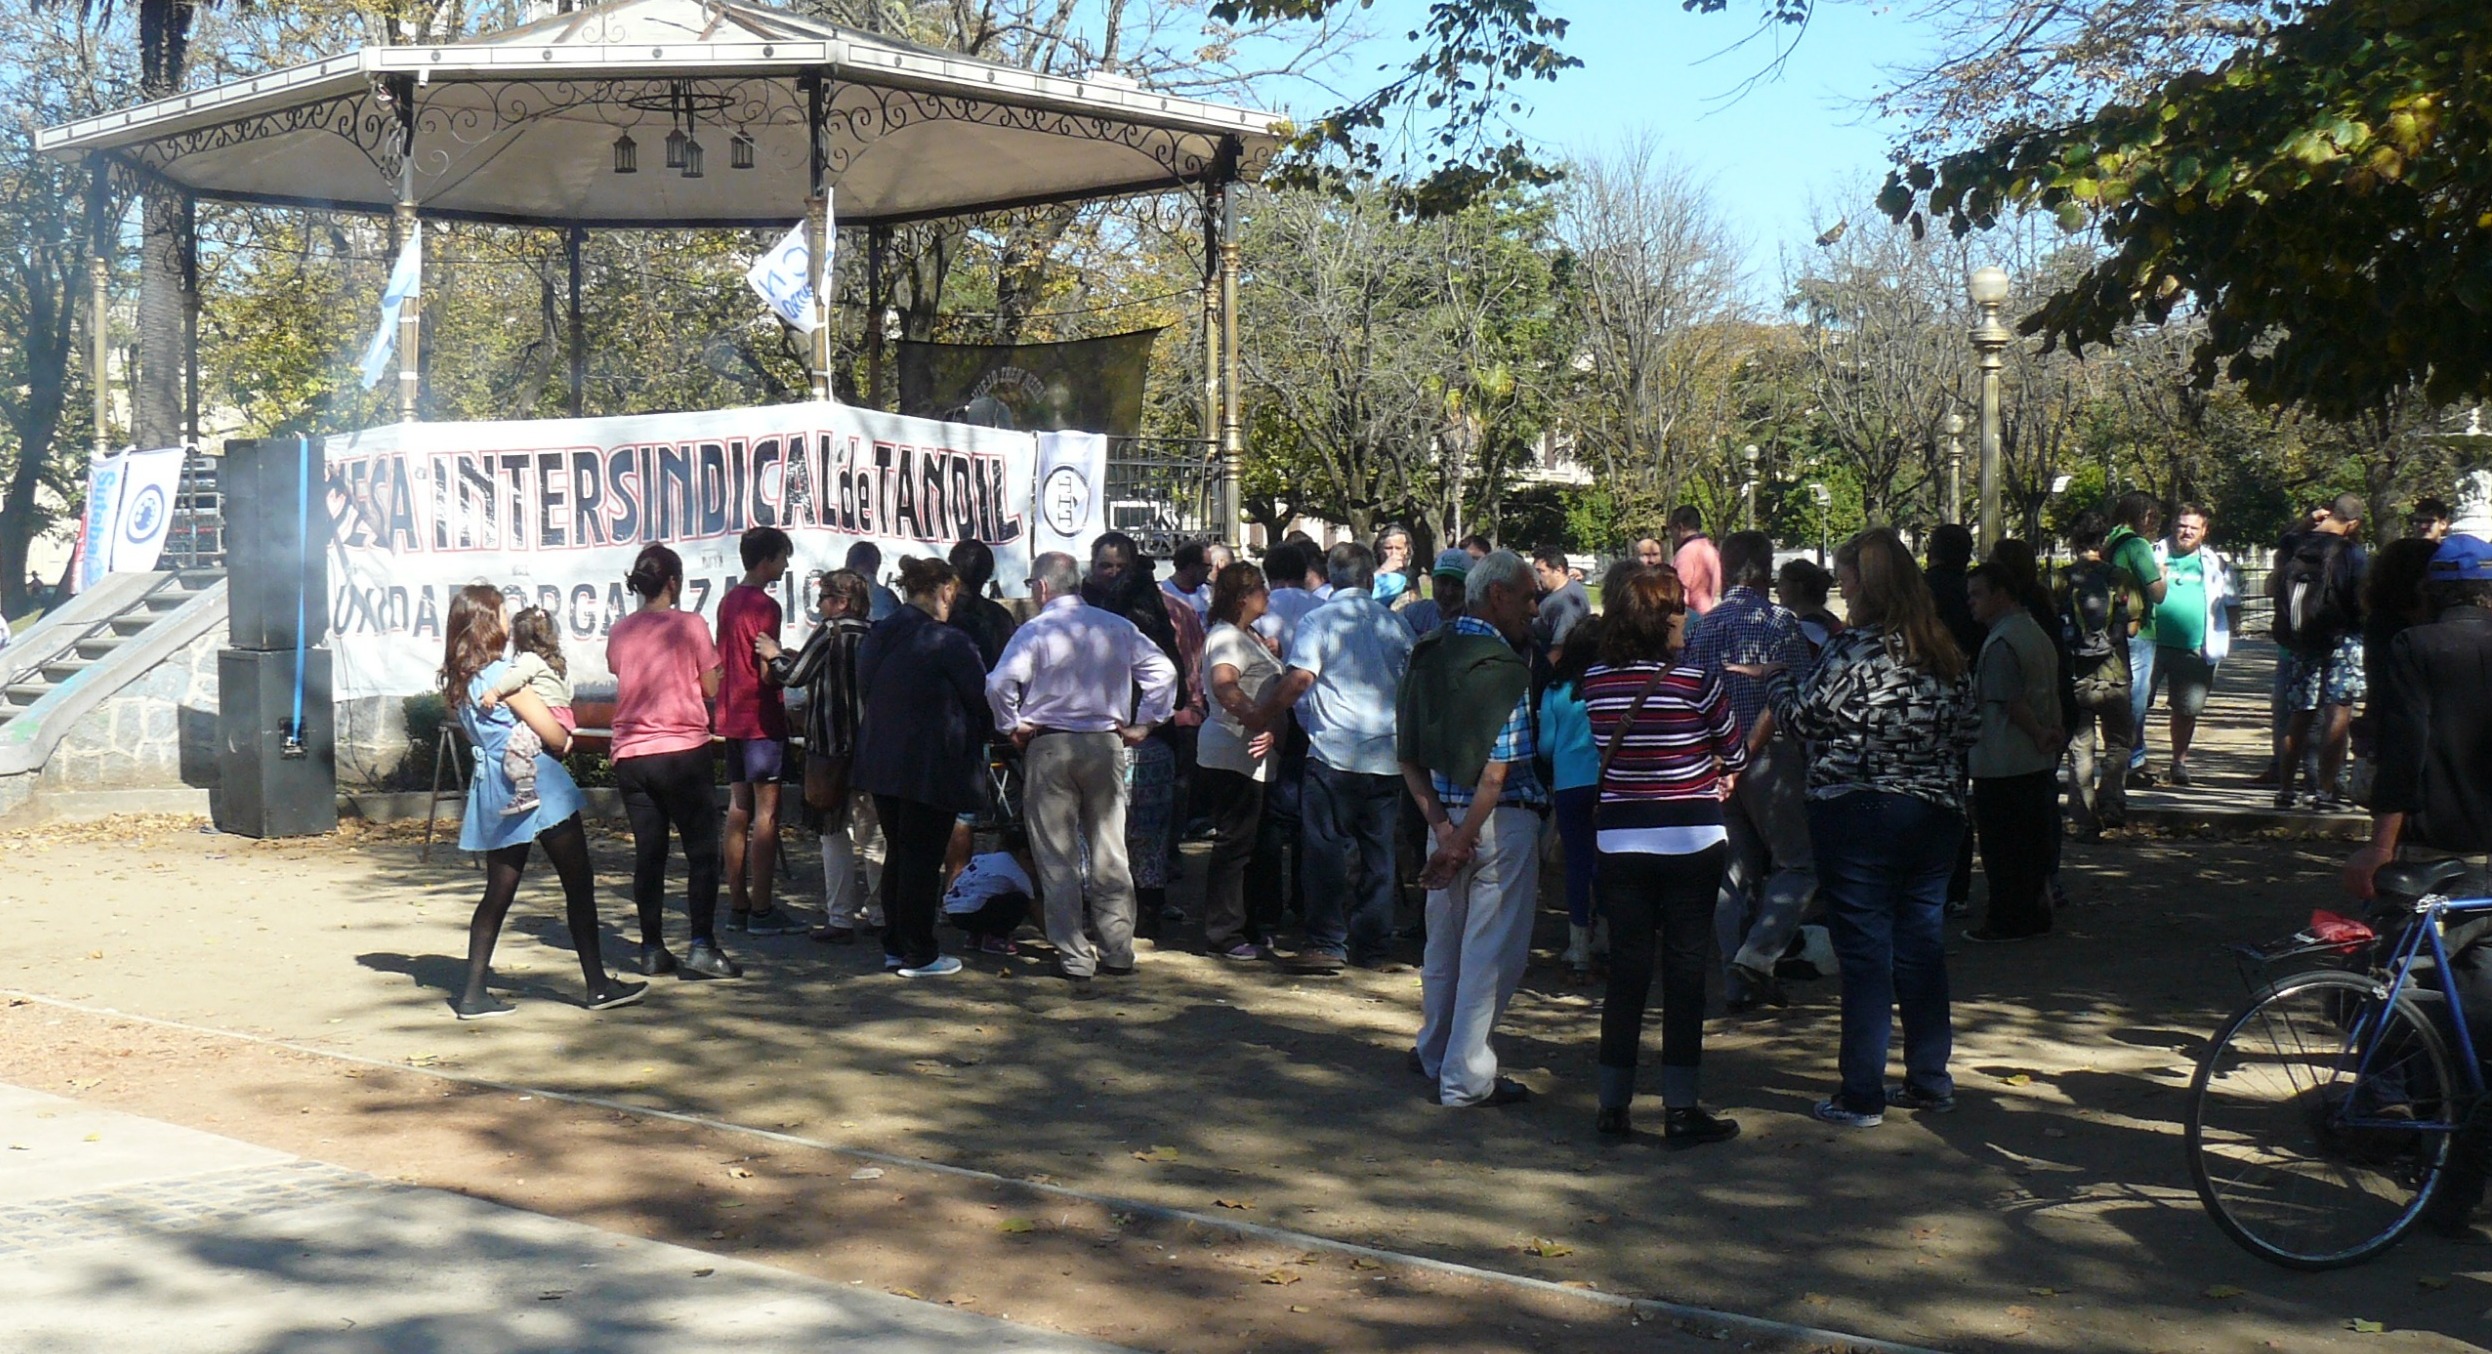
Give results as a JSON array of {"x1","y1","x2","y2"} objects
[{"x1": 2339, "y1": 892, "x2": 2492, "y2": 1129}]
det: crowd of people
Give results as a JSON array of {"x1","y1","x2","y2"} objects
[{"x1": 428, "y1": 491, "x2": 2492, "y2": 1148}]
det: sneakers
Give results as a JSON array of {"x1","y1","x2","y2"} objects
[
  {"x1": 1812, "y1": 1098, "x2": 1883, "y2": 1128},
  {"x1": 2124, "y1": 765, "x2": 2155, "y2": 790},
  {"x1": 810, "y1": 925, "x2": 858, "y2": 945},
  {"x1": 1885, "y1": 1084, "x2": 1957, "y2": 1114},
  {"x1": 585, "y1": 980, "x2": 648, "y2": 1012},
  {"x1": 633, "y1": 945, "x2": 678, "y2": 977},
  {"x1": 1730, "y1": 961, "x2": 1788, "y2": 1008},
  {"x1": 744, "y1": 908, "x2": 805, "y2": 936},
  {"x1": 1217, "y1": 942, "x2": 1265, "y2": 961},
  {"x1": 1066, "y1": 975, "x2": 1099, "y2": 999},
  {"x1": 897, "y1": 955, "x2": 963, "y2": 978},
  {"x1": 883, "y1": 953, "x2": 907, "y2": 971},
  {"x1": 679, "y1": 942, "x2": 743, "y2": 979},
  {"x1": 453, "y1": 994, "x2": 516, "y2": 1021},
  {"x1": 1594, "y1": 1106, "x2": 1632, "y2": 1138},
  {"x1": 976, "y1": 935, "x2": 1020, "y2": 956},
  {"x1": 1462, "y1": 1077, "x2": 1531, "y2": 1109},
  {"x1": 2167, "y1": 762, "x2": 2193, "y2": 788}
]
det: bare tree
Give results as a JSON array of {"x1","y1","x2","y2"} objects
[{"x1": 1557, "y1": 136, "x2": 1750, "y2": 520}]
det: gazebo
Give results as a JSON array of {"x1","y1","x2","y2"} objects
[{"x1": 37, "y1": 0, "x2": 1281, "y2": 533}]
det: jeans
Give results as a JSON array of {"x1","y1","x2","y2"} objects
[
  {"x1": 820, "y1": 790, "x2": 886, "y2": 928},
  {"x1": 1598, "y1": 844, "x2": 1727, "y2": 1110},
  {"x1": 612, "y1": 746, "x2": 723, "y2": 949},
  {"x1": 1810, "y1": 790, "x2": 1961, "y2": 1113},
  {"x1": 2068, "y1": 684, "x2": 2133, "y2": 834},
  {"x1": 1972, "y1": 771, "x2": 2055, "y2": 937},
  {"x1": 874, "y1": 796, "x2": 952, "y2": 969},
  {"x1": 1717, "y1": 738, "x2": 1816, "y2": 993},
  {"x1": 1197, "y1": 766, "x2": 1273, "y2": 950},
  {"x1": 1553, "y1": 786, "x2": 1599, "y2": 928},
  {"x1": 2127, "y1": 634, "x2": 2158, "y2": 770},
  {"x1": 1299, "y1": 760, "x2": 1401, "y2": 964},
  {"x1": 1413, "y1": 807, "x2": 1543, "y2": 1105}
]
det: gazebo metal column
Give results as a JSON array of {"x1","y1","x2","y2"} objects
[
  {"x1": 85, "y1": 154, "x2": 110, "y2": 459},
  {"x1": 803, "y1": 69, "x2": 832, "y2": 401},
  {"x1": 565, "y1": 224, "x2": 587, "y2": 417},
  {"x1": 180, "y1": 192, "x2": 201, "y2": 448},
  {"x1": 1218, "y1": 176, "x2": 1242, "y2": 546},
  {"x1": 866, "y1": 223, "x2": 891, "y2": 409},
  {"x1": 388, "y1": 75, "x2": 421, "y2": 423}
]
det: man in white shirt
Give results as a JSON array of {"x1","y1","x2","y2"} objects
[
  {"x1": 1268, "y1": 541, "x2": 1416, "y2": 970},
  {"x1": 1254, "y1": 540, "x2": 1325, "y2": 650},
  {"x1": 1162, "y1": 540, "x2": 1214, "y2": 622},
  {"x1": 987, "y1": 551, "x2": 1179, "y2": 995}
]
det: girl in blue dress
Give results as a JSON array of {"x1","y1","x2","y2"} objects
[{"x1": 443, "y1": 583, "x2": 645, "y2": 1019}]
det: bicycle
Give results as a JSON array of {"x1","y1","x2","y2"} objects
[{"x1": 2187, "y1": 857, "x2": 2492, "y2": 1269}]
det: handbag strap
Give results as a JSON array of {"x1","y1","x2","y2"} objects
[{"x1": 1595, "y1": 666, "x2": 1671, "y2": 791}]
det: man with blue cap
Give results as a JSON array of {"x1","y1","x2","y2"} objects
[
  {"x1": 1399, "y1": 549, "x2": 1471, "y2": 636},
  {"x1": 2343, "y1": 532, "x2": 2492, "y2": 900}
]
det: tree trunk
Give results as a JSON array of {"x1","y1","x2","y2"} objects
[{"x1": 132, "y1": 180, "x2": 186, "y2": 447}]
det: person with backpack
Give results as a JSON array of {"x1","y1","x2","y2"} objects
[
  {"x1": 2059, "y1": 514, "x2": 2134, "y2": 837},
  {"x1": 2268, "y1": 492, "x2": 2370, "y2": 811},
  {"x1": 2101, "y1": 494, "x2": 2170, "y2": 785}
]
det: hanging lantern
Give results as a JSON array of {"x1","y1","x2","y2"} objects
[
  {"x1": 612, "y1": 130, "x2": 638, "y2": 174},
  {"x1": 664, "y1": 126, "x2": 687, "y2": 170},
  {"x1": 682, "y1": 136, "x2": 705, "y2": 179},
  {"x1": 730, "y1": 130, "x2": 755, "y2": 170}
]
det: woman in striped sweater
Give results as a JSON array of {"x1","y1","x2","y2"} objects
[{"x1": 1583, "y1": 567, "x2": 1749, "y2": 1146}]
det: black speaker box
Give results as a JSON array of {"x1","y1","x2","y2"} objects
[
  {"x1": 213, "y1": 646, "x2": 338, "y2": 839},
  {"x1": 222, "y1": 437, "x2": 331, "y2": 652}
]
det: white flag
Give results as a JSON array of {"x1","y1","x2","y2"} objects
[
  {"x1": 746, "y1": 209, "x2": 832, "y2": 334},
  {"x1": 106, "y1": 447, "x2": 188, "y2": 575},
  {"x1": 357, "y1": 222, "x2": 423, "y2": 390}
]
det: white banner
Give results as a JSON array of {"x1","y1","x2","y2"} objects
[
  {"x1": 73, "y1": 453, "x2": 125, "y2": 594},
  {"x1": 320, "y1": 402, "x2": 1040, "y2": 700},
  {"x1": 745, "y1": 213, "x2": 827, "y2": 334},
  {"x1": 1031, "y1": 430, "x2": 1110, "y2": 565},
  {"x1": 108, "y1": 447, "x2": 187, "y2": 575}
]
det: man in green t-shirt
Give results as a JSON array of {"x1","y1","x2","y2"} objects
[
  {"x1": 2146, "y1": 504, "x2": 2236, "y2": 786},
  {"x1": 2106, "y1": 492, "x2": 2169, "y2": 784}
]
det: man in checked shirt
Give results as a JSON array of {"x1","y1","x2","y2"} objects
[{"x1": 1682, "y1": 531, "x2": 1818, "y2": 1012}]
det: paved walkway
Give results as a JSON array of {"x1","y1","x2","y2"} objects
[
  {"x1": 0, "y1": 1081, "x2": 1131, "y2": 1354},
  {"x1": 2122, "y1": 638, "x2": 2368, "y2": 837}
]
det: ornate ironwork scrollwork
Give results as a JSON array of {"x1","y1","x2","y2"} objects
[{"x1": 820, "y1": 82, "x2": 1217, "y2": 185}]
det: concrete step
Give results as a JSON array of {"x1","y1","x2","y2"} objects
[
  {"x1": 36, "y1": 659, "x2": 89, "y2": 684},
  {"x1": 5, "y1": 682, "x2": 53, "y2": 706},
  {"x1": 71, "y1": 637, "x2": 124, "y2": 660}
]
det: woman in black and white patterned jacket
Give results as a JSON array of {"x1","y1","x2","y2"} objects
[{"x1": 1733, "y1": 528, "x2": 1980, "y2": 1130}]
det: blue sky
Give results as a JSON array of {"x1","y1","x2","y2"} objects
[{"x1": 1252, "y1": 0, "x2": 1935, "y2": 285}]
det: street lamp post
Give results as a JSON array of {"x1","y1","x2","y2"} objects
[
  {"x1": 1967, "y1": 266, "x2": 2012, "y2": 552},
  {"x1": 1743, "y1": 443, "x2": 1760, "y2": 531},
  {"x1": 1943, "y1": 411, "x2": 1966, "y2": 526},
  {"x1": 1807, "y1": 481, "x2": 1832, "y2": 566}
]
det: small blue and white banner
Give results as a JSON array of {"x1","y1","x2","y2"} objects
[
  {"x1": 357, "y1": 222, "x2": 423, "y2": 391},
  {"x1": 109, "y1": 446, "x2": 187, "y2": 576},
  {"x1": 73, "y1": 452, "x2": 126, "y2": 594},
  {"x1": 746, "y1": 207, "x2": 831, "y2": 334}
]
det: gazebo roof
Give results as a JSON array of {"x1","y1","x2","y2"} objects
[{"x1": 36, "y1": 0, "x2": 1283, "y2": 229}]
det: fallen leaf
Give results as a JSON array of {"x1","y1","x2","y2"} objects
[
  {"x1": 893, "y1": 1287, "x2": 924, "y2": 1301},
  {"x1": 692, "y1": 1268, "x2": 715, "y2": 1278},
  {"x1": 2027, "y1": 1286, "x2": 2059, "y2": 1297},
  {"x1": 1348, "y1": 1258, "x2": 1382, "y2": 1271},
  {"x1": 728, "y1": 1168, "x2": 753, "y2": 1179},
  {"x1": 707, "y1": 1230, "x2": 728, "y2": 1240},
  {"x1": 2346, "y1": 1318, "x2": 2385, "y2": 1334},
  {"x1": 1524, "y1": 1238, "x2": 1574, "y2": 1258},
  {"x1": 1133, "y1": 1146, "x2": 1180, "y2": 1163},
  {"x1": 2004, "y1": 1304, "x2": 2037, "y2": 1320},
  {"x1": 537, "y1": 1290, "x2": 568, "y2": 1301},
  {"x1": 999, "y1": 1218, "x2": 1036, "y2": 1234},
  {"x1": 2000, "y1": 1073, "x2": 2033, "y2": 1087},
  {"x1": 81, "y1": 1133, "x2": 99, "y2": 1143},
  {"x1": 2419, "y1": 1275, "x2": 2451, "y2": 1290},
  {"x1": 1292, "y1": 1251, "x2": 1324, "y2": 1266},
  {"x1": 2204, "y1": 1284, "x2": 2244, "y2": 1299},
  {"x1": 85, "y1": 950, "x2": 102, "y2": 960},
  {"x1": 1214, "y1": 1197, "x2": 1254, "y2": 1210},
  {"x1": 1288, "y1": 1304, "x2": 1311, "y2": 1313},
  {"x1": 1261, "y1": 1270, "x2": 1301, "y2": 1286},
  {"x1": 66, "y1": 1076, "x2": 101, "y2": 1090},
  {"x1": 849, "y1": 1168, "x2": 884, "y2": 1181},
  {"x1": 1560, "y1": 1280, "x2": 1598, "y2": 1290}
]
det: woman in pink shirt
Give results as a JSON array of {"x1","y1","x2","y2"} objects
[{"x1": 607, "y1": 544, "x2": 738, "y2": 981}]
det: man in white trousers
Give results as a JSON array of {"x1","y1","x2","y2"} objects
[{"x1": 1397, "y1": 550, "x2": 1546, "y2": 1107}]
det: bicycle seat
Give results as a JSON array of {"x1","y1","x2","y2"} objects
[{"x1": 2377, "y1": 859, "x2": 2481, "y2": 903}]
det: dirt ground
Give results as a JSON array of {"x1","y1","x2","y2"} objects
[{"x1": 3, "y1": 814, "x2": 2488, "y2": 1353}]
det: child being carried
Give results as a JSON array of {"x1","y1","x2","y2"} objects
[{"x1": 479, "y1": 607, "x2": 576, "y2": 816}]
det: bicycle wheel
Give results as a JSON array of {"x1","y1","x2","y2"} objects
[{"x1": 2188, "y1": 970, "x2": 2458, "y2": 1269}]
